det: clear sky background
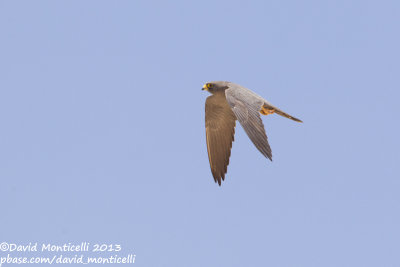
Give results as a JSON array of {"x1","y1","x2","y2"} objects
[{"x1": 1, "y1": 1, "x2": 399, "y2": 266}]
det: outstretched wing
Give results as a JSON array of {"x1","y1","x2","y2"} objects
[
  {"x1": 225, "y1": 88, "x2": 272, "y2": 160},
  {"x1": 205, "y1": 93, "x2": 236, "y2": 185}
]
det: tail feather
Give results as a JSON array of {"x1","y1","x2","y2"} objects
[{"x1": 274, "y1": 109, "x2": 303, "y2": 122}]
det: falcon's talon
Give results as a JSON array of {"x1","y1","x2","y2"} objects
[{"x1": 260, "y1": 107, "x2": 275, "y2": 115}]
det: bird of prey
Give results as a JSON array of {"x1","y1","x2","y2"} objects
[{"x1": 203, "y1": 81, "x2": 302, "y2": 185}]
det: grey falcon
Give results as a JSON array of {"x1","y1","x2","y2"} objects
[{"x1": 202, "y1": 81, "x2": 302, "y2": 186}]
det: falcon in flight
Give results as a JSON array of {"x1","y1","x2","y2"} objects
[{"x1": 203, "y1": 81, "x2": 302, "y2": 185}]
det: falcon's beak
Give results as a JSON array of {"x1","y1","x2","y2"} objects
[{"x1": 202, "y1": 84, "x2": 208, "y2": 91}]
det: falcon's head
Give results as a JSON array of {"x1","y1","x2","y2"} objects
[{"x1": 202, "y1": 81, "x2": 230, "y2": 94}]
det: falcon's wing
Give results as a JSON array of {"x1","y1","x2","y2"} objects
[
  {"x1": 205, "y1": 93, "x2": 236, "y2": 185},
  {"x1": 225, "y1": 89, "x2": 272, "y2": 160}
]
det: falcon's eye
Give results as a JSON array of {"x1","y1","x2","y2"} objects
[{"x1": 207, "y1": 83, "x2": 213, "y2": 88}]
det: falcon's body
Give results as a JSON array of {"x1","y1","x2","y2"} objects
[{"x1": 203, "y1": 81, "x2": 302, "y2": 185}]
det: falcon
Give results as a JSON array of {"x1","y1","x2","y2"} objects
[{"x1": 203, "y1": 81, "x2": 302, "y2": 185}]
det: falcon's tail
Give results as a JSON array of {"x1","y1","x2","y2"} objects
[{"x1": 261, "y1": 104, "x2": 303, "y2": 123}]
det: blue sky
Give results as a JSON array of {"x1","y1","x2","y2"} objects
[{"x1": 0, "y1": 1, "x2": 399, "y2": 266}]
